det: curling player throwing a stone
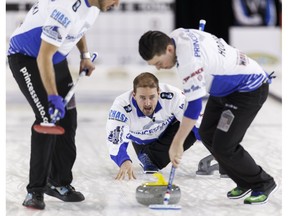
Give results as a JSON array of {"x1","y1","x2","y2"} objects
[{"x1": 106, "y1": 72, "x2": 201, "y2": 179}]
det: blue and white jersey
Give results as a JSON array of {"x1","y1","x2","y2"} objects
[
  {"x1": 8, "y1": 0, "x2": 99, "y2": 64},
  {"x1": 106, "y1": 83, "x2": 200, "y2": 167},
  {"x1": 170, "y1": 28, "x2": 269, "y2": 102}
]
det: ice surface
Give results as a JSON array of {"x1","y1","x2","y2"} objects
[{"x1": 6, "y1": 67, "x2": 282, "y2": 216}]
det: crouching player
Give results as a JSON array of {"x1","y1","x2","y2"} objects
[{"x1": 106, "y1": 72, "x2": 201, "y2": 180}]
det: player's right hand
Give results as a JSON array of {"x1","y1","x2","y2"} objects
[
  {"x1": 169, "y1": 141, "x2": 184, "y2": 168},
  {"x1": 48, "y1": 95, "x2": 65, "y2": 121},
  {"x1": 115, "y1": 160, "x2": 136, "y2": 180},
  {"x1": 79, "y1": 58, "x2": 95, "y2": 76}
]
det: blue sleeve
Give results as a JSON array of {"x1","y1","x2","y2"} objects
[
  {"x1": 110, "y1": 142, "x2": 131, "y2": 167},
  {"x1": 192, "y1": 127, "x2": 201, "y2": 141},
  {"x1": 184, "y1": 98, "x2": 202, "y2": 120}
]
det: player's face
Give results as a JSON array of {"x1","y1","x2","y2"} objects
[
  {"x1": 133, "y1": 87, "x2": 159, "y2": 117},
  {"x1": 98, "y1": 0, "x2": 120, "y2": 11},
  {"x1": 147, "y1": 44, "x2": 176, "y2": 70}
]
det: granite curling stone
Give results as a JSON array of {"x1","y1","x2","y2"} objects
[{"x1": 136, "y1": 172, "x2": 181, "y2": 206}]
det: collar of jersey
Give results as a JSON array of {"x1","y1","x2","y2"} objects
[
  {"x1": 171, "y1": 38, "x2": 179, "y2": 68},
  {"x1": 171, "y1": 38, "x2": 176, "y2": 48},
  {"x1": 131, "y1": 98, "x2": 162, "y2": 117},
  {"x1": 85, "y1": 0, "x2": 91, "y2": 7}
]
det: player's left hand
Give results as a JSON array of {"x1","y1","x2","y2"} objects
[
  {"x1": 48, "y1": 95, "x2": 65, "y2": 121},
  {"x1": 79, "y1": 58, "x2": 95, "y2": 76}
]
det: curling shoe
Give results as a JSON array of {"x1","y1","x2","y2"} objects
[
  {"x1": 22, "y1": 192, "x2": 45, "y2": 210},
  {"x1": 227, "y1": 186, "x2": 251, "y2": 199},
  {"x1": 244, "y1": 182, "x2": 278, "y2": 205},
  {"x1": 138, "y1": 153, "x2": 159, "y2": 174},
  {"x1": 45, "y1": 183, "x2": 85, "y2": 202}
]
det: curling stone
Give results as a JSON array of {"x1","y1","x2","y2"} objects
[
  {"x1": 136, "y1": 172, "x2": 181, "y2": 206},
  {"x1": 196, "y1": 154, "x2": 219, "y2": 175}
]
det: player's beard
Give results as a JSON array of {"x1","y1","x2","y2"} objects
[{"x1": 142, "y1": 106, "x2": 154, "y2": 116}]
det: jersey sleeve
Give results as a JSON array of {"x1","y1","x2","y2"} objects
[
  {"x1": 41, "y1": 5, "x2": 74, "y2": 47},
  {"x1": 169, "y1": 87, "x2": 186, "y2": 122},
  {"x1": 178, "y1": 44, "x2": 207, "y2": 101},
  {"x1": 106, "y1": 101, "x2": 131, "y2": 167},
  {"x1": 169, "y1": 85, "x2": 203, "y2": 140},
  {"x1": 184, "y1": 98, "x2": 202, "y2": 120},
  {"x1": 172, "y1": 29, "x2": 208, "y2": 101}
]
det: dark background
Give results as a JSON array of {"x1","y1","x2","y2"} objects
[{"x1": 175, "y1": 0, "x2": 282, "y2": 43}]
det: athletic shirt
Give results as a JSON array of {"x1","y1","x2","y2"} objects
[
  {"x1": 106, "y1": 83, "x2": 201, "y2": 167},
  {"x1": 8, "y1": 0, "x2": 100, "y2": 64},
  {"x1": 170, "y1": 28, "x2": 269, "y2": 102}
]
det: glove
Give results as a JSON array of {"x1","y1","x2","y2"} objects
[{"x1": 48, "y1": 95, "x2": 65, "y2": 121}]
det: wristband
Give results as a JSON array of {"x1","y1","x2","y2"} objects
[{"x1": 80, "y1": 52, "x2": 91, "y2": 59}]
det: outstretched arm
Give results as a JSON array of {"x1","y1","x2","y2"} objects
[
  {"x1": 169, "y1": 98, "x2": 202, "y2": 167},
  {"x1": 169, "y1": 116, "x2": 197, "y2": 167}
]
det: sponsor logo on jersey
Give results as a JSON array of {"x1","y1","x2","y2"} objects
[
  {"x1": 66, "y1": 32, "x2": 85, "y2": 42},
  {"x1": 108, "y1": 126, "x2": 123, "y2": 144},
  {"x1": 160, "y1": 92, "x2": 174, "y2": 100},
  {"x1": 50, "y1": 9, "x2": 71, "y2": 28},
  {"x1": 237, "y1": 51, "x2": 248, "y2": 66},
  {"x1": 42, "y1": 26, "x2": 62, "y2": 42},
  {"x1": 143, "y1": 119, "x2": 164, "y2": 130},
  {"x1": 184, "y1": 30, "x2": 201, "y2": 57},
  {"x1": 130, "y1": 116, "x2": 174, "y2": 136},
  {"x1": 183, "y1": 85, "x2": 201, "y2": 93},
  {"x1": 197, "y1": 74, "x2": 203, "y2": 81},
  {"x1": 212, "y1": 35, "x2": 226, "y2": 57},
  {"x1": 109, "y1": 110, "x2": 128, "y2": 123},
  {"x1": 72, "y1": 0, "x2": 81, "y2": 12},
  {"x1": 123, "y1": 105, "x2": 132, "y2": 113},
  {"x1": 183, "y1": 67, "x2": 204, "y2": 83},
  {"x1": 32, "y1": 1, "x2": 39, "y2": 15}
]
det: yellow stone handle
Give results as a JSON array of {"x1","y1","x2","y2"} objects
[{"x1": 143, "y1": 172, "x2": 168, "y2": 186}]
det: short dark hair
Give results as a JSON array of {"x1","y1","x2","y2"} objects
[
  {"x1": 133, "y1": 72, "x2": 159, "y2": 93},
  {"x1": 138, "y1": 30, "x2": 172, "y2": 61}
]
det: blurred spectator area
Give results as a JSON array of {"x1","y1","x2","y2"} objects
[{"x1": 6, "y1": 0, "x2": 282, "y2": 99}]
